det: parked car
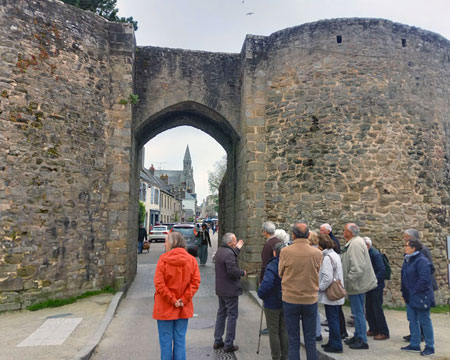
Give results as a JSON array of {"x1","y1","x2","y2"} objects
[
  {"x1": 148, "y1": 225, "x2": 169, "y2": 242},
  {"x1": 162, "y1": 223, "x2": 175, "y2": 231},
  {"x1": 171, "y1": 223, "x2": 198, "y2": 257}
]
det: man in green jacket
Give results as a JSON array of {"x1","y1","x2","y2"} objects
[{"x1": 341, "y1": 223, "x2": 377, "y2": 350}]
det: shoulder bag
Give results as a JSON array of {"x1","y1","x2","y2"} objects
[{"x1": 325, "y1": 254, "x2": 347, "y2": 301}]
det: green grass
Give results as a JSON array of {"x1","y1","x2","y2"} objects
[{"x1": 27, "y1": 286, "x2": 115, "y2": 311}]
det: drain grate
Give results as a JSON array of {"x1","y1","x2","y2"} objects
[{"x1": 186, "y1": 347, "x2": 237, "y2": 360}]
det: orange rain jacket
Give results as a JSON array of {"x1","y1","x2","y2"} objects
[{"x1": 153, "y1": 247, "x2": 201, "y2": 320}]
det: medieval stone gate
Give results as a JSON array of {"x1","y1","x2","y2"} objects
[{"x1": 1, "y1": 0, "x2": 449, "y2": 310}]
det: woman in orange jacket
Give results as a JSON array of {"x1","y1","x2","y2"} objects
[{"x1": 153, "y1": 231, "x2": 201, "y2": 360}]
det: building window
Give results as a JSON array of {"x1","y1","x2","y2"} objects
[{"x1": 155, "y1": 189, "x2": 159, "y2": 205}]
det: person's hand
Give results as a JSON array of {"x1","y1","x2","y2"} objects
[
  {"x1": 174, "y1": 299, "x2": 184, "y2": 307},
  {"x1": 236, "y1": 239, "x2": 244, "y2": 249},
  {"x1": 243, "y1": 270, "x2": 247, "y2": 276}
]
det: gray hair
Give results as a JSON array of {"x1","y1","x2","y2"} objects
[
  {"x1": 404, "y1": 229, "x2": 420, "y2": 241},
  {"x1": 262, "y1": 221, "x2": 276, "y2": 235},
  {"x1": 320, "y1": 223, "x2": 332, "y2": 232},
  {"x1": 348, "y1": 224, "x2": 360, "y2": 236},
  {"x1": 273, "y1": 242, "x2": 287, "y2": 257},
  {"x1": 167, "y1": 232, "x2": 186, "y2": 250},
  {"x1": 363, "y1": 236, "x2": 372, "y2": 248},
  {"x1": 222, "y1": 232, "x2": 235, "y2": 246},
  {"x1": 275, "y1": 229, "x2": 290, "y2": 244}
]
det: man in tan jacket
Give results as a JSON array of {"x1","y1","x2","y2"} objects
[
  {"x1": 341, "y1": 223, "x2": 377, "y2": 350},
  {"x1": 279, "y1": 222, "x2": 322, "y2": 360}
]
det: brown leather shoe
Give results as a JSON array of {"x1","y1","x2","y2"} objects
[
  {"x1": 367, "y1": 331, "x2": 375, "y2": 336},
  {"x1": 374, "y1": 334, "x2": 390, "y2": 340},
  {"x1": 213, "y1": 342, "x2": 224, "y2": 349}
]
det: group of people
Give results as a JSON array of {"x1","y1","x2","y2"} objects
[
  {"x1": 256, "y1": 221, "x2": 437, "y2": 360},
  {"x1": 150, "y1": 220, "x2": 438, "y2": 360}
]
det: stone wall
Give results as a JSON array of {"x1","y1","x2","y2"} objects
[
  {"x1": 257, "y1": 19, "x2": 450, "y2": 304},
  {"x1": 0, "y1": 0, "x2": 135, "y2": 310}
]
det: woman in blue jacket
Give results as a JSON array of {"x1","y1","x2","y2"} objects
[
  {"x1": 258, "y1": 242, "x2": 288, "y2": 360},
  {"x1": 400, "y1": 238, "x2": 435, "y2": 356}
]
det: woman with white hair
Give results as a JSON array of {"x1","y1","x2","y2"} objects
[{"x1": 275, "y1": 228, "x2": 290, "y2": 245}]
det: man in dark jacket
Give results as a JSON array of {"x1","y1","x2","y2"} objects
[
  {"x1": 213, "y1": 232, "x2": 246, "y2": 353},
  {"x1": 137, "y1": 224, "x2": 147, "y2": 254},
  {"x1": 260, "y1": 221, "x2": 282, "y2": 283},
  {"x1": 364, "y1": 237, "x2": 390, "y2": 340},
  {"x1": 258, "y1": 242, "x2": 288, "y2": 360}
]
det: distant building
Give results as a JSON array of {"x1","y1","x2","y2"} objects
[
  {"x1": 140, "y1": 164, "x2": 182, "y2": 230},
  {"x1": 154, "y1": 145, "x2": 198, "y2": 221},
  {"x1": 154, "y1": 145, "x2": 196, "y2": 201},
  {"x1": 200, "y1": 195, "x2": 218, "y2": 219}
]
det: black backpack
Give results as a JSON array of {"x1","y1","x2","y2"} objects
[{"x1": 381, "y1": 253, "x2": 391, "y2": 280}]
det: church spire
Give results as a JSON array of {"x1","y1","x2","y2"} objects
[{"x1": 183, "y1": 145, "x2": 191, "y2": 162}]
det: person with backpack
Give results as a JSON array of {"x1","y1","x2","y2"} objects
[{"x1": 364, "y1": 237, "x2": 390, "y2": 340}]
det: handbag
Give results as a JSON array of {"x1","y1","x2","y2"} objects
[{"x1": 325, "y1": 255, "x2": 347, "y2": 301}]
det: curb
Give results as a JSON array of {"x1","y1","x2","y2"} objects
[
  {"x1": 72, "y1": 291, "x2": 124, "y2": 360},
  {"x1": 248, "y1": 291, "x2": 335, "y2": 360}
]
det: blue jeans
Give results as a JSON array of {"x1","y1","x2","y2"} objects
[
  {"x1": 406, "y1": 304, "x2": 434, "y2": 349},
  {"x1": 283, "y1": 301, "x2": 317, "y2": 360},
  {"x1": 316, "y1": 308, "x2": 321, "y2": 337},
  {"x1": 138, "y1": 241, "x2": 143, "y2": 253},
  {"x1": 324, "y1": 305, "x2": 342, "y2": 350},
  {"x1": 157, "y1": 319, "x2": 189, "y2": 360},
  {"x1": 349, "y1": 294, "x2": 367, "y2": 343}
]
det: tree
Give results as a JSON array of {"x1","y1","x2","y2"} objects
[
  {"x1": 62, "y1": 0, "x2": 138, "y2": 30},
  {"x1": 208, "y1": 156, "x2": 227, "y2": 194},
  {"x1": 138, "y1": 201, "x2": 146, "y2": 225}
]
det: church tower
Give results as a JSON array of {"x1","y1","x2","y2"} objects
[{"x1": 183, "y1": 145, "x2": 195, "y2": 194}]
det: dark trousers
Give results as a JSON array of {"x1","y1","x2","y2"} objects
[
  {"x1": 324, "y1": 305, "x2": 343, "y2": 350},
  {"x1": 283, "y1": 301, "x2": 317, "y2": 360},
  {"x1": 138, "y1": 241, "x2": 143, "y2": 253},
  {"x1": 338, "y1": 306, "x2": 347, "y2": 335},
  {"x1": 214, "y1": 296, "x2": 239, "y2": 348},
  {"x1": 265, "y1": 307, "x2": 289, "y2": 360},
  {"x1": 365, "y1": 288, "x2": 389, "y2": 336}
]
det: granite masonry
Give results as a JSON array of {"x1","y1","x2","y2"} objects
[{"x1": 1, "y1": 0, "x2": 449, "y2": 309}]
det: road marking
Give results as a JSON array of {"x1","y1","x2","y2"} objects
[{"x1": 17, "y1": 318, "x2": 82, "y2": 347}]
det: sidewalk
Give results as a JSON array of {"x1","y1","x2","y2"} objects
[
  {"x1": 249, "y1": 290, "x2": 450, "y2": 360},
  {"x1": 0, "y1": 292, "x2": 115, "y2": 360}
]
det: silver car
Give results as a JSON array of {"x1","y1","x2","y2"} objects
[{"x1": 148, "y1": 225, "x2": 169, "y2": 242}]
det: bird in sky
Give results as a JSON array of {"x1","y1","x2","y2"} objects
[{"x1": 246, "y1": 12, "x2": 254, "y2": 16}]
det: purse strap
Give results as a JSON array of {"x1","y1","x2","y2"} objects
[{"x1": 326, "y1": 254, "x2": 337, "y2": 280}]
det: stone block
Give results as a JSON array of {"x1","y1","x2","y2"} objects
[{"x1": 0, "y1": 277, "x2": 23, "y2": 291}]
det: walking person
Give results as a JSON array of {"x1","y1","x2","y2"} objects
[
  {"x1": 341, "y1": 223, "x2": 377, "y2": 350},
  {"x1": 364, "y1": 237, "x2": 390, "y2": 340},
  {"x1": 138, "y1": 223, "x2": 147, "y2": 254},
  {"x1": 279, "y1": 222, "x2": 322, "y2": 360},
  {"x1": 400, "y1": 238, "x2": 436, "y2": 356},
  {"x1": 197, "y1": 223, "x2": 211, "y2": 265},
  {"x1": 317, "y1": 234, "x2": 344, "y2": 354},
  {"x1": 153, "y1": 232, "x2": 201, "y2": 360},
  {"x1": 257, "y1": 242, "x2": 289, "y2": 360},
  {"x1": 213, "y1": 233, "x2": 246, "y2": 353}
]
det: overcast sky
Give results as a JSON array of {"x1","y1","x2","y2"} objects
[{"x1": 117, "y1": 0, "x2": 450, "y2": 203}]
